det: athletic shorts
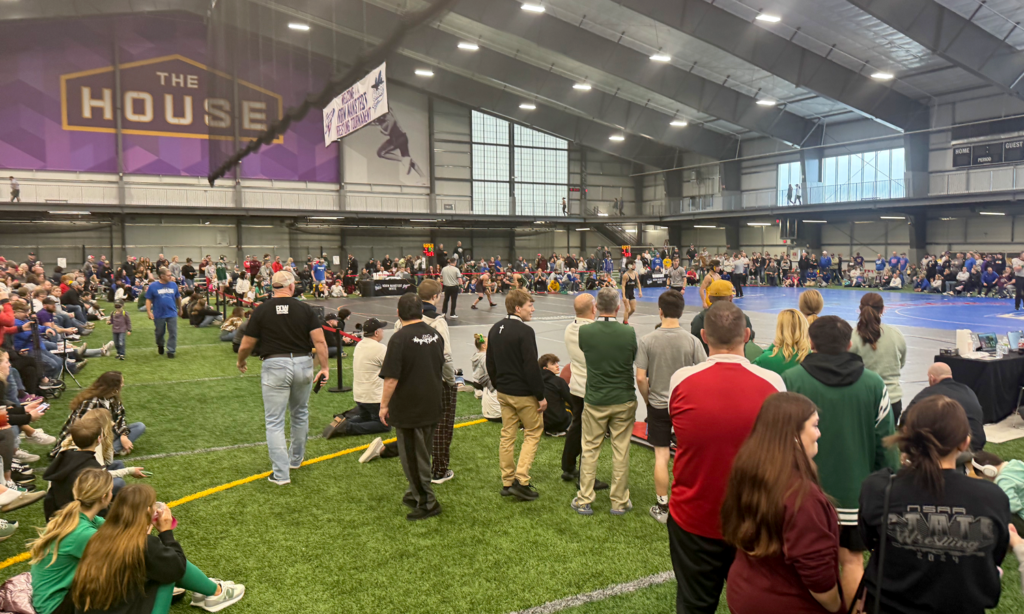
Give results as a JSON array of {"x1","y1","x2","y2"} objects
[
  {"x1": 839, "y1": 524, "x2": 865, "y2": 552},
  {"x1": 387, "y1": 132, "x2": 410, "y2": 157},
  {"x1": 624, "y1": 288, "x2": 635, "y2": 301},
  {"x1": 646, "y1": 404, "x2": 672, "y2": 447}
]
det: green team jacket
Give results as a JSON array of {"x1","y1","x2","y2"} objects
[{"x1": 782, "y1": 353, "x2": 900, "y2": 526}]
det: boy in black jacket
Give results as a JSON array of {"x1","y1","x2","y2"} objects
[
  {"x1": 486, "y1": 289, "x2": 547, "y2": 502},
  {"x1": 539, "y1": 354, "x2": 572, "y2": 436},
  {"x1": 42, "y1": 419, "x2": 105, "y2": 520}
]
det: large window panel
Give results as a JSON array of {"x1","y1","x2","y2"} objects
[
  {"x1": 473, "y1": 181, "x2": 509, "y2": 215},
  {"x1": 472, "y1": 144, "x2": 509, "y2": 182},
  {"x1": 472, "y1": 110, "x2": 508, "y2": 145}
]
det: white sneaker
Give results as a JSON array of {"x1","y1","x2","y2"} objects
[
  {"x1": 359, "y1": 437, "x2": 384, "y2": 464},
  {"x1": 25, "y1": 429, "x2": 56, "y2": 446},
  {"x1": 191, "y1": 580, "x2": 245, "y2": 612},
  {"x1": 13, "y1": 449, "x2": 39, "y2": 463},
  {"x1": 431, "y1": 469, "x2": 455, "y2": 484},
  {"x1": 102, "y1": 341, "x2": 115, "y2": 356},
  {"x1": 267, "y1": 476, "x2": 290, "y2": 486}
]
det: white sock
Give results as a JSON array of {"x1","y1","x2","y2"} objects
[{"x1": 656, "y1": 495, "x2": 668, "y2": 506}]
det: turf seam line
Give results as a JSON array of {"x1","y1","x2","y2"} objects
[
  {"x1": 130, "y1": 415, "x2": 487, "y2": 461},
  {"x1": 506, "y1": 571, "x2": 674, "y2": 614},
  {"x1": 0, "y1": 418, "x2": 491, "y2": 571},
  {"x1": 124, "y1": 374, "x2": 260, "y2": 387}
]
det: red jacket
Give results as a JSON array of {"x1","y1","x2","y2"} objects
[
  {"x1": 271, "y1": 261, "x2": 283, "y2": 273},
  {"x1": 0, "y1": 301, "x2": 15, "y2": 347}
]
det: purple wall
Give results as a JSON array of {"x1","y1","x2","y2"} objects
[{"x1": 0, "y1": 13, "x2": 338, "y2": 182}]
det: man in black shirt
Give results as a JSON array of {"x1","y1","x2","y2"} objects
[
  {"x1": 486, "y1": 289, "x2": 547, "y2": 502},
  {"x1": 181, "y1": 259, "x2": 197, "y2": 289},
  {"x1": 237, "y1": 270, "x2": 330, "y2": 485},
  {"x1": 435, "y1": 244, "x2": 447, "y2": 268},
  {"x1": 380, "y1": 292, "x2": 445, "y2": 521},
  {"x1": 905, "y1": 363, "x2": 985, "y2": 450}
]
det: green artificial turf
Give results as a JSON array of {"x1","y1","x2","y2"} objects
[{"x1": 1, "y1": 303, "x2": 1022, "y2": 614}]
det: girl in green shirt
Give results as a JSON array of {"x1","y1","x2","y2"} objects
[
  {"x1": 30, "y1": 468, "x2": 112, "y2": 614},
  {"x1": 753, "y1": 309, "x2": 811, "y2": 374}
]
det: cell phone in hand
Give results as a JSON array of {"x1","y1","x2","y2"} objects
[
  {"x1": 37, "y1": 403, "x2": 49, "y2": 413},
  {"x1": 313, "y1": 374, "x2": 326, "y2": 394},
  {"x1": 140, "y1": 470, "x2": 153, "y2": 477}
]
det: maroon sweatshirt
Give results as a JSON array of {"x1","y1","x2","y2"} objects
[{"x1": 726, "y1": 480, "x2": 842, "y2": 614}]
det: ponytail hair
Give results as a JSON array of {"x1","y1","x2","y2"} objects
[
  {"x1": 474, "y1": 334, "x2": 486, "y2": 350},
  {"x1": 856, "y1": 292, "x2": 884, "y2": 349},
  {"x1": 29, "y1": 468, "x2": 113, "y2": 566},
  {"x1": 884, "y1": 395, "x2": 969, "y2": 497}
]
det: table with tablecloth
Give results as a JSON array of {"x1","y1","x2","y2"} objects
[{"x1": 934, "y1": 353, "x2": 1024, "y2": 423}]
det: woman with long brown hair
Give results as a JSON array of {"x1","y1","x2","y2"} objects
[
  {"x1": 50, "y1": 371, "x2": 144, "y2": 458},
  {"x1": 857, "y1": 395, "x2": 1010, "y2": 614},
  {"x1": 722, "y1": 392, "x2": 843, "y2": 614},
  {"x1": 71, "y1": 483, "x2": 244, "y2": 614},
  {"x1": 849, "y1": 292, "x2": 907, "y2": 422},
  {"x1": 30, "y1": 469, "x2": 113, "y2": 614}
]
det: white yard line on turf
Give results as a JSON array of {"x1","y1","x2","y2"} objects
[
  {"x1": 507, "y1": 572, "x2": 674, "y2": 614},
  {"x1": 131, "y1": 415, "x2": 486, "y2": 461},
  {"x1": 125, "y1": 374, "x2": 260, "y2": 387}
]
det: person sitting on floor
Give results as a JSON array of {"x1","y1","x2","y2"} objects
[
  {"x1": 970, "y1": 450, "x2": 1024, "y2": 533},
  {"x1": 471, "y1": 334, "x2": 500, "y2": 422},
  {"x1": 884, "y1": 272, "x2": 903, "y2": 290},
  {"x1": 50, "y1": 372, "x2": 145, "y2": 459},
  {"x1": 70, "y1": 483, "x2": 245, "y2": 614},
  {"x1": 42, "y1": 412, "x2": 145, "y2": 521},
  {"x1": 539, "y1": 353, "x2": 572, "y2": 437},
  {"x1": 219, "y1": 307, "x2": 244, "y2": 342},
  {"x1": 322, "y1": 318, "x2": 390, "y2": 439},
  {"x1": 30, "y1": 468, "x2": 114, "y2": 614},
  {"x1": 189, "y1": 298, "x2": 223, "y2": 328}
]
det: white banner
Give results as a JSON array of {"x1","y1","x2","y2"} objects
[{"x1": 323, "y1": 62, "x2": 389, "y2": 147}]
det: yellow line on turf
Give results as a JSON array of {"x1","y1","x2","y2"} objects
[{"x1": 0, "y1": 418, "x2": 490, "y2": 571}]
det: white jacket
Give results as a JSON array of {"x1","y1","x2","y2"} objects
[{"x1": 564, "y1": 317, "x2": 594, "y2": 398}]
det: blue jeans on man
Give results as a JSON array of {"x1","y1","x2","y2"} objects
[
  {"x1": 65, "y1": 304, "x2": 87, "y2": 324},
  {"x1": 153, "y1": 317, "x2": 177, "y2": 354},
  {"x1": 261, "y1": 355, "x2": 314, "y2": 483}
]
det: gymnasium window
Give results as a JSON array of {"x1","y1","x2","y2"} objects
[
  {"x1": 776, "y1": 161, "x2": 801, "y2": 206},
  {"x1": 817, "y1": 147, "x2": 906, "y2": 203},
  {"x1": 470, "y1": 110, "x2": 568, "y2": 216}
]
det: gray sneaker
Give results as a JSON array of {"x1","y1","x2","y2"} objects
[
  {"x1": 649, "y1": 504, "x2": 668, "y2": 524},
  {"x1": 0, "y1": 519, "x2": 18, "y2": 542},
  {"x1": 571, "y1": 497, "x2": 593, "y2": 516},
  {"x1": 191, "y1": 579, "x2": 245, "y2": 612},
  {"x1": 610, "y1": 499, "x2": 634, "y2": 516}
]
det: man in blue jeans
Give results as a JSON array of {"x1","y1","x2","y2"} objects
[
  {"x1": 236, "y1": 270, "x2": 330, "y2": 485},
  {"x1": 145, "y1": 267, "x2": 181, "y2": 359}
]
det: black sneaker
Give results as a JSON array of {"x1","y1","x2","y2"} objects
[
  {"x1": 406, "y1": 504, "x2": 442, "y2": 521},
  {"x1": 167, "y1": 353, "x2": 175, "y2": 359},
  {"x1": 11, "y1": 462, "x2": 32, "y2": 476},
  {"x1": 594, "y1": 479, "x2": 609, "y2": 491},
  {"x1": 509, "y1": 480, "x2": 539, "y2": 501},
  {"x1": 560, "y1": 471, "x2": 576, "y2": 482},
  {"x1": 11, "y1": 472, "x2": 33, "y2": 485},
  {"x1": 158, "y1": 346, "x2": 164, "y2": 355},
  {"x1": 500, "y1": 484, "x2": 514, "y2": 497}
]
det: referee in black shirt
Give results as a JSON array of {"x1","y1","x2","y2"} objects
[{"x1": 237, "y1": 270, "x2": 330, "y2": 485}]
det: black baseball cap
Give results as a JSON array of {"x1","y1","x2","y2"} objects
[{"x1": 363, "y1": 318, "x2": 388, "y2": 336}]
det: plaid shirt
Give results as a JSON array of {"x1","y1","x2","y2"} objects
[{"x1": 49, "y1": 396, "x2": 128, "y2": 458}]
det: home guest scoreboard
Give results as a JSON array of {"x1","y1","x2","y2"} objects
[{"x1": 953, "y1": 138, "x2": 1024, "y2": 168}]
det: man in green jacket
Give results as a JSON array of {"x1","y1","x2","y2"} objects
[
  {"x1": 781, "y1": 315, "x2": 899, "y2": 603},
  {"x1": 572, "y1": 287, "x2": 638, "y2": 516}
]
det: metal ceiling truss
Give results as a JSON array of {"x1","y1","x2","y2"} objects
[
  {"x1": 846, "y1": 0, "x2": 1024, "y2": 100},
  {"x1": 615, "y1": 0, "x2": 932, "y2": 131},
  {"x1": 450, "y1": 0, "x2": 820, "y2": 146}
]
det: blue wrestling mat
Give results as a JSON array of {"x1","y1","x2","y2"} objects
[{"x1": 621, "y1": 286, "x2": 1022, "y2": 332}]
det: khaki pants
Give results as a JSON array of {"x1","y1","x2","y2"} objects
[
  {"x1": 498, "y1": 393, "x2": 544, "y2": 487},
  {"x1": 577, "y1": 400, "x2": 637, "y2": 509}
]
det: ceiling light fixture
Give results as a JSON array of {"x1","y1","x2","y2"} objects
[
  {"x1": 802, "y1": 220, "x2": 827, "y2": 223},
  {"x1": 694, "y1": 225, "x2": 717, "y2": 228},
  {"x1": 519, "y1": 103, "x2": 536, "y2": 110},
  {"x1": 755, "y1": 14, "x2": 781, "y2": 22},
  {"x1": 521, "y1": 3, "x2": 545, "y2": 12},
  {"x1": 410, "y1": 219, "x2": 435, "y2": 222},
  {"x1": 939, "y1": 217, "x2": 956, "y2": 221},
  {"x1": 871, "y1": 72, "x2": 894, "y2": 80},
  {"x1": 747, "y1": 222, "x2": 772, "y2": 226},
  {"x1": 609, "y1": 134, "x2": 625, "y2": 141},
  {"x1": 756, "y1": 99, "x2": 777, "y2": 106},
  {"x1": 414, "y1": 69, "x2": 434, "y2": 77},
  {"x1": 287, "y1": 23, "x2": 310, "y2": 31},
  {"x1": 534, "y1": 221, "x2": 546, "y2": 224},
  {"x1": 597, "y1": 212, "x2": 610, "y2": 217},
  {"x1": 573, "y1": 83, "x2": 592, "y2": 90},
  {"x1": 670, "y1": 120, "x2": 688, "y2": 127},
  {"x1": 880, "y1": 216, "x2": 905, "y2": 220},
  {"x1": 308, "y1": 216, "x2": 344, "y2": 220},
  {"x1": 576, "y1": 227, "x2": 591, "y2": 231},
  {"x1": 649, "y1": 53, "x2": 671, "y2": 62},
  {"x1": 49, "y1": 210, "x2": 91, "y2": 215},
  {"x1": 458, "y1": 42, "x2": 479, "y2": 51},
  {"x1": 979, "y1": 211, "x2": 1005, "y2": 216}
]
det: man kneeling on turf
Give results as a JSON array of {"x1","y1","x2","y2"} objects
[{"x1": 323, "y1": 318, "x2": 391, "y2": 439}]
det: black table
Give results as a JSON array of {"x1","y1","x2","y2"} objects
[
  {"x1": 359, "y1": 278, "x2": 413, "y2": 297},
  {"x1": 642, "y1": 273, "x2": 667, "y2": 288},
  {"x1": 935, "y1": 353, "x2": 1024, "y2": 423}
]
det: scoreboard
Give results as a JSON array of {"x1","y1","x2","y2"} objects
[{"x1": 953, "y1": 138, "x2": 1024, "y2": 168}]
